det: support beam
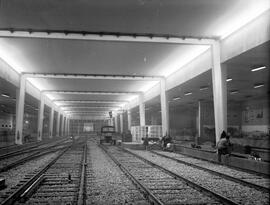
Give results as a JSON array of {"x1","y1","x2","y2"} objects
[
  {"x1": 160, "y1": 78, "x2": 169, "y2": 136},
  {"x1": 127, "y1": 110, "x2": 131, "y2": 131},
  {"x1": 196, "y1": 100, "x2": 203, "y2": 145},
  {"x1": 60, "y1": 106, "x2": 121, "y2": 109},
  {"x1": 53, "y1": 100, "x2": 128, "y2": 104},
  {"x1": 0, "y1": 29, "x2": 215, "y2": 45},
  {"x1": 120, "y1": 113, "x2": 124, "y2": 134},
  {"x1": 23, "y1": 72, "x2": 162, "y2": 81},
  {"x1": 37, "y1": 94, "x2": 45, "y2": 141},
  {"x1": 43, "y1": 90, "x2": 141, "y2": 95},
  {"x1": 211, "y1": 42, "x2": 227, "y2": 144},
  {"x1": 15, "y1": 75, "x2": 26, "y2": 145},
  {"x1": 49, "y1": 108, "x2": 54, "y2": 138},
  {"x1": 139, "y1": 94, "x2": 145, "y2": 126},
  {"x1": 56, "y1": 112, "x2": 60, "y2": 137},
  {"x1": 61, "y1": 116, "x2": 65, "y2": 136},
  {"x1": 115, "y1": 115, "x2": 118, "y2": 132}
]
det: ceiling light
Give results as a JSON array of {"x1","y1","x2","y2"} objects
[
  {"x1": 199, "y1": 86, "x2": 209, "y2": 91},
  {"x1": 251, "y1": 66, "x2": 266, "y2": 72},
  {"x1": 230, "y1": 90, "x2": 239, "y2": 94},
  {"x1": 173, "y1": 97, "x2": 181, "y2": 101},
  {"x1": 254, "y1": 83, "x2": 264, "y2": 88},
  {"x1": 1, "y1": 93, "x2": 10, "y2": 98},
  {"x1": 226, "y1": 78, "x2": 232, "y2": 82},
  {"x1": 184, "y1": 92, "x2": 192, "y2": 96}
]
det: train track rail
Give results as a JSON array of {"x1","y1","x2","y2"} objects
[
  {"x1": 0, "y1": 143, "x2": 72, "y2": 173},
  {"x1": 0, "y1": 138, "x2": 69, "y2": 160},
  {"x1": 126, "y1": 148, "x2": 269, "y2": 205},
  {"x1": 150, "y1": 150, "x2": 270, "y2": 192},
  {"x1": 0, "y1": 140, "x2": 87, "y2": 205},
  {"x1": 100, "y1": 145, "x2": 239, "y2": 205}
]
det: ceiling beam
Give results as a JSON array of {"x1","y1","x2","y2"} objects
[
  {"x1": 43, "y1": 90, "x2": 141, "y2": 95},
  {"x1": 0, "y1": 29, "x2": 216, "y2": 45},
  {"x1": 23, "y1": 72, "x2": 162, "y2": 81},
  {"x1": 53, "y1": 100, "x2": 128, "y2": 103},
  {"x1": 60, "y1": 106, "x2": 120, "y2": 109}
]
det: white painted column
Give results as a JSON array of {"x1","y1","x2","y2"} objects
[
  {"x1": 160, "y1": 78, "x2": 169, "y2": 136},
  {"x1": 127, "y1": 110, "x2": 131, "y2": 131},
  {"x1": 49, "y1": 108, "x2": 54, "y2": 138},
  {"x1": 120, "y1": 113, "x2": 124, "y2": 133},
  {"x1": 139, "y1": 93, "x2": 145, "y2": 126},
  {"x1": 196, "y1": 100, "x2": 203, "y2": 145},
  {"x1": 67, "y1": 119, "x2": 70, "y2": 136},
  {"x1": 211, "y1": 42, "x2": 227, "y2": 144},
  {"x1": 15, "y1": 75, "x2": 26, "y2": 145},
  {"x1": 61, "y1": 116, "x2": 65, "y2": 136},
  {"x1": 56, "y1": 112, "x2": 60, "y2": 137},
  {"x1": 115, "y1": 115, "x2": 118, "y2": 132},
  {"x1": 37, "y1": 94, "x2": 45, "y2": 141}
]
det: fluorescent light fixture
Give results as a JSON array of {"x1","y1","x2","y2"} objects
[
  {"x1": 173, "y1": 97, "x2": 181, "y2": 101},
  {"x1": 251, "y1": 66, "x2": 266, "y2": 72},
  {"x1": 1, "y1": 93, "x2": 10, "y2": 98},
  {"x1": 230, "y1": 90, "x2": 239, "y2": 94},
  {"x1": 226, "y1": 78, "x2": 232, "y2": 82},
  {"x1": 184, "y1": 92, "x2": 192, "y2": 96},
  {"x1": 199, "y1": 86, "x2": 209, "y2": 91},
  {"x1": 254, "y1": 83, "x2": 264, "y2": 88}
]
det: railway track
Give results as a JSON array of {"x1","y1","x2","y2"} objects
[
  {"x1": 101, "y1": 145, "x2": 238, "y2": 205},
  {"x1": 0, "y1": 138, "x2": 70, "y2": 160},
  {"x1": 125, "y1": 148, "x2": 269, "y2": 205},
  {"x1": 0, "y1": 140, "x2": 86, "y2": 205},
  {"x1": 150, "y1": 150, "x2": 270, "y2": 192},
  {"x1": 0, "y1": 142, "x2": 71, "y2": 173},
  {"x1": 86, "y1": 141, "x2": 148, "y2": 205}
]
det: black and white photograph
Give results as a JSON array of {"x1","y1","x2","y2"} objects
[{"x1": 0, "y1": 0, "x2": 269, "y2": 204}]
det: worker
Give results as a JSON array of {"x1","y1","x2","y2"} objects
[
  {"x1": 217, "y1": 131, "x2": 232, "y2": 163},
  {"x1": 143, "y1": 136, "x2": 149, "y2": 151}
]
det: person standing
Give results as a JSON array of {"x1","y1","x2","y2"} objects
[
  {"x1": 143, "y1": 136, "x2": 149, "y2": 150},
  {"x1": 217, "y1": 131, "x2": 232, "y2": 163}
]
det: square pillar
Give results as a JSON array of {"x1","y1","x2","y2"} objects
[
  {"x1": 61, "y1": 115, "x2": 65, "y2": 136},
  {"x1": 127, "y1": 110, "x2": 131, "y2": 131},
  {"x1": 211, "y1": 42, "x2": 227, "y2": 144},
  {"x1": 49, "y1": 108, "x2": 54, "y2": 139},
  {"x1": 120, "y1": 113, "x2": 123, "y2": 133},
  {"x1": 37, "y1": 94, "x2": 45, "y2": 141},
  {"x1": 139, "y1": 93, "x2": 145, "y2": 126},
  {"x1": 160, "y1": 78, "x2": 169, "y2": 136},
  {"x1": 56, "y1": 112, "x2": 60, "y2": 137},
  {"x1": 15, "y1": 75, "x2": 26, "y2": 145},
  {"x1": 114, "y1": 115, "x2": 118, "y2": 132}
]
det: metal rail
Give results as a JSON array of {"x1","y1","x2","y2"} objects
[
  {"x1": 1, "y1": 146, "x2": 71, "y2": 205},
  {"x1": 120, "y1": 147, "x2": 240, "y2": 205},
  {"x1": 99, "y1": 145, "x2": 164, "y2": 205},
  {"x1": 0, "y1": 138, "x2": 68, "y2": 160},
  {"x1": 0, "y1": 144, "x2": 71, "y2": 173},
  {"x1": 150, "y1": 150, "x2": 270, "y2": 193},
  {"x1": 77, "y1": 143, "x2": 88, "y2": 205}
]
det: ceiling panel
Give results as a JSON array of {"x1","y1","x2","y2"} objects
[{"x1": 0, "y1": 0, "x2": 267, "y2": 37}]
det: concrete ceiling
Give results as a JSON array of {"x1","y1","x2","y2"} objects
[{"x1": 0, "y1": 0, "x2": 269, "y2": 118}]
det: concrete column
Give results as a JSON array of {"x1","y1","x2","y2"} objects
[
  {"x1": 139, "y1": 93, "x2": 145, "y2": 126},
  {"x1": 61, "y1": 116, "x2": 65, "y2": 136},
  {"x1": 127, "y1": 110, "x2": 131, "y2": 131},
  {"x1": 15, "y1": 75, "x2": 26, "y2": 145},
  {"x1": 160, "y1": 78, "x2": 169, "y2": 136},
  {"x1": 77, "y1": 120, "x2": 80, "y2": 135},
  {"x1": 196, "y1": 100, "x2": 203, "y2": 144},
  {"x1": 211, "y1": 42, "x2": 227, "y2": 144},
  {"x1": 115, "y1": 115, "x2": 118, "y2": 132},
  {"x1": 49, "y1": 108, "x2": 54, "y2": 139},
  {"x1": 120, "y1": 113, "x2": 123, "y2": 133},
  {"x1": 56, "y1": 112, "x2": 60, "y2": 137},
  {"x1": 67, "y1": 119, "x2": 69, "y2": 136},
  {"x1": 37, "y1": 94, "x2": 45, "y2": 141}
]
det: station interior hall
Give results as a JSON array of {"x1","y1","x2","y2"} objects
[{"x1": 0, "y1": 1, "x2": 269, "y2": 205}]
